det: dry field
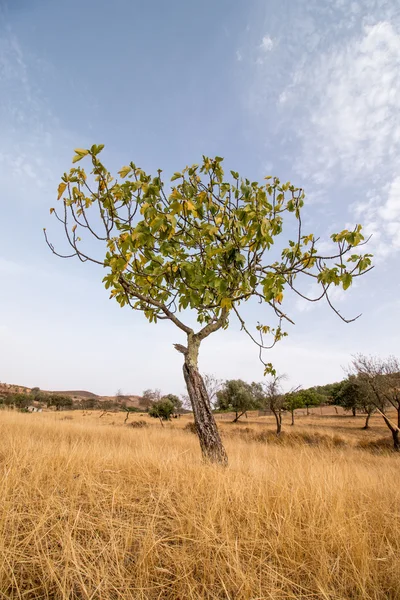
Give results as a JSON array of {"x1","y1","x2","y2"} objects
[{"x1": 0, "y1": 409, "x2": 399, "y2": 599}]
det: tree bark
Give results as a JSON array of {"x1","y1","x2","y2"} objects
[
  {"x1": 381, "y1": 412, "x2": 400, "y2": 452},
  {"x1": 392, "y1": 429, "x2": 399, "y2": 452},
  {"x1": 232, "y1": 411, "x2": 246, "y2": 423},
  {"x1": 291, "y1": 409, "x2": 294, "y2": 426},
  {"x1": 175, "y1": 337, "x2": 228, "y2": 465},
  {"x1": 272, "y1": 409, "x2": 282, "y2": 435},
  {"x1": 352, "y1": 406, "x2": 356, "y2": 417},
  {"x1": 362, "y1": 412, "x2": 371, "y2": 430}
]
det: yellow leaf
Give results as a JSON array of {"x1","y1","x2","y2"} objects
[
  {"x1": 72, "y1": 225, "x2": 77, "y2": 233},
  {"x1": 72, "y1": 148, "x2": 89, "y2": 163},
  {"x1": 275, "y1": 292, "x2": 283, "y2": 304},
  {"x1": 118, "y1": 165, "x2": 131, "y2": 178},
  {"x1": 57, "y1": 182, "x2": 67, "y2": 200},
  {"x1": 49, "y1": 207, "x2": 55, "y2": 214},
  {"x1": 220, "y1": 298, "x2": 232, "y2": 309}
]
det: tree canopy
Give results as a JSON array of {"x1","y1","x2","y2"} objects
[{"x1": 45, "y1": 146, "x2": 372, "y2": 463}]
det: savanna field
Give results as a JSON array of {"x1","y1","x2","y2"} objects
[{"x1": 0, "y1": 409, "x2": 399, "y2": 600}]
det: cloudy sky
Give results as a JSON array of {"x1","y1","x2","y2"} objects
[{"x1": 0, "y1": 0, "x2": 399, "y2": 396}]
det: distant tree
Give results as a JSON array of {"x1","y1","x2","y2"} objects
[
  {"x1": 30, "y1": 387, "x2": 42, "y2": 400},
  {"x1": 254, "y1": 375, "x2": 286, "y2": 434},
  {"x1": 115, "y1": 388, "x2": 125, "y2": 402},
  {"x1": 336, "y1": 375, "x2": 375, "y2": 427},
  {"x1": 283, "y1": 389, "x2": 304, "y2": 425},
  {"x1": 45, "y1": 146, "x2": 372, "y2": 463},
  {"x1": 203, "y1": 374, "x2": 223, "y2": 409},
  {"x1": 149, "y1": 399, "x2": 175, "y2": 426},
  {"x1": 139, "y1": 389, "x2": 161, "y2": 410},
  {"x1": 161, "y1": 394, "x2": 182, "y2": 411},
  {"x1": 80, "y1": 398, "x2": 98, "y2": 410},
  {"x1": 351, "y1": 355, "x2": 400, "y2": 450},
  {"x1": 10, "y1": 393, "x2": 30, "y2": 411},
  {"x1": 216, "y1": 379, "x2": 257, "y2": 423},
  {"x1": 46, "y1": 394, "x2": 73, "y2": 411},
  {"x1": 298, "y1": 388, "x2": 322, "y2": 416}
]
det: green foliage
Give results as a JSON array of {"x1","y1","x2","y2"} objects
[
  {"x1": 216, "y1": 380, "x2": 258, "y2": 419},
  {"x1": 284, "y1": 392, "x2": 305, "y2": 413},
  {"x1": 47, "y1": 146, "x2": 372, "y2": 375},
  {"x1": 297, "y1": 389, "x2": 322, "y2": 409},
  {"x1": 46, "y1": 394, "x2": 73, "y2": 411},
  {"x1": 149, "y1": 399, "x2": 175, "y2": 421},
  {"x1": 161, "y1": 394, "x2": 182, "y2": 411},
  {"x1": 6, "y1": 393, "x2": 30, "y2": 410}
]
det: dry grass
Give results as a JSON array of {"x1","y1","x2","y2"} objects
[{"x1": 0, "y1": 410, "x2": 399, "y2": 599}]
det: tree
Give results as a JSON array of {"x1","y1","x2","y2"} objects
[
  {"x1": 284, "y1": 389, "x2": 304, "y2": 425},
  {"x1": 161, "y1": 393, "x2": 182, "y2": 411},
  {"x1": 215, "y1": 379, "x2": 257, "y2": 422},
  {"x1": 298, "y1": 389, "x2": 322, "y2": 416},
  {"x1": 139, "y1": 389, "x2": 161, "y2": 410},
  {"x1": 9, "y1": 393, "x2": 30, "y2": 411},
  {"x1": 351, "y1": 355, "x2": 400, "y2": 450},
  {"x1": 30, "y1": 387, "x2": 42, "y2": 400},
  {"x1": 149, "y1": 399, "x2": 175, "y2": 426},
  {"x1": 254, "y1": 375, "x2": 286, "y2": 434},
  {"x1": 45, "y1": 146, "x2": 372, "y2": 463},
  {"x1": 336, "y1": 375, "x2": 375, "y2": 427},
  {"x1": 203, "y1": 374, "x2": 223, "y2": 409},
  {"x1": 46, "y1": 394, "x2": 73, "y2": 411}
]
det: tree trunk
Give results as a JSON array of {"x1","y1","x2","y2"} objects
[
  {"x1": 334, "y1": 406, "x2": 338, "y2": 414},
  {"x1": 291, "y1": 409, "x2": 294, "y2": 426},
  {"x1": 392, "y1": 429, "x2": 399, "y2": 452},
  {"x1": 306, "y1": 405, "x2": 309, "y2": 416},
  {"x1": 362, "y1": 412, "x2": 371, "y2": 430},
  {"x1": 175, "y1": 337, "x2": 227, "y2": 465},
  {"x1": 352, "y1": 406, "x2": 356, "y2": 417},
  {"x1": 381, "y1": 412, "x2": 400, "y2": 452},
  {"x1": 272, "y1": 409, "x2": 282, "y2": 435},
  {"x1": 232, "y1": 411, "x2": 246, "y2": 423}
]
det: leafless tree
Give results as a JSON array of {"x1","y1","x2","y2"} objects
[
  {"x1": 203, "y1": 374, "x2": 223, "y2": 409},
  {"x1": 254, "y1": 374, "x2": 287, "y2": 435},
  {"x1": 351, "y1": 354, "x2": 400, "y2": 450}
]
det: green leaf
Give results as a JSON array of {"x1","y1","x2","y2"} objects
[
  {"x1": 171, "y1": 172, "x2": 182, "y2": 181},
  {"x1": 72, "y1": 148, "x2": 89, "y2": 163},
  {"x1": 342, "y1": 272, "x2": 352, "y2": 290},
  {"x1": 118, "y1": 166, "x2": 131, "y2": 178}
]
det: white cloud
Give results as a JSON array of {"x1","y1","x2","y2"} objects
[
  {"x1": 284, "y1": 21, "x2": 400, "y2": 183},
  {"x1": 260, "y1": 35, "x2": 274, "y2": 52},
  {"x1": 379, "y1": 176, "x2": 400, "y2": 221},
  {"x1": 275, "y1": 18, "x2": 400, "y2": 257},
  {"x1": 236, "y1": 50, "x2": 243, "y2": 62}
]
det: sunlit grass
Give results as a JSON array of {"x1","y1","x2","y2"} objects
[{"x1": 0, "y1": 409, "x2": 399, "y2": 599}]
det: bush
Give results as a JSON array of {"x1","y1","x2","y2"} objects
[{"x1": 129, "y1": 421, "x2": 148, "y2": 429}]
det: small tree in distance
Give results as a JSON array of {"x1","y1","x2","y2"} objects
[
  {"x1": 284, "y1": 389, "x2": 304, "y2": 425},
  {"x1": 45, "y1": 145, "x2": 372, "y2": 464},
  {"x1": 351, "y1": 355, "x2": 400, "y2": 449},
  {"x1": 149, "y1": 399, "x2": 175, "y2": 426},
  {"x1": 215, "y1": 379, "x2": 257, "y2": 422},
  {"x1": 254, "y1": 375, "x2": 287, "y2": 435}
]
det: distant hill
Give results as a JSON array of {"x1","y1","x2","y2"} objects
[
  {"x1": 0, "y1": 383, "x2": 142, "y2": 409},
  {"x1": 50, "y1": 390, "x2": 99, "y2": 399}
]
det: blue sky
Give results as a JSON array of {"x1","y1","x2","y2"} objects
[{"x1": 0, "y1": 0, "x2": 399, "y2": 396}]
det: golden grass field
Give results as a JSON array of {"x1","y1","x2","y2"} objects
[{"x1": 0, "y1": 409, "x2": 399, "y2": 599}]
